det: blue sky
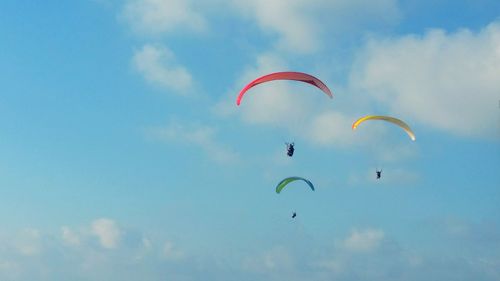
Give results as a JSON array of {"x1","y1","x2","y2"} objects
[{"x1": 0, "y1": 0, "x2": 499, "y2": 280}]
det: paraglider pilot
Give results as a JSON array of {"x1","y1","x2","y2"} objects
[
  {"x1": 292, "y1": 212, "x2": 297, "y2": 218},
  {"x1": 376, "y1": 169, "x2": 382, "y2": 179},
  {"x1": 286, "y1": 142, "x2": 295, "y2": 157}
]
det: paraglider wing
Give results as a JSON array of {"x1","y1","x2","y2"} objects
[
  {"x1": 236, "y1": 72, "x2": 333, "y2": 105},
  {"x1": 352, "y1": 115, "x2": 416, "y2": 141},
  {"x1": 275, "y1": 176, "x2": 315, "y2": 194}
]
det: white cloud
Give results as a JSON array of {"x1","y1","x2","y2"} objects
[
  {"x1": 312, "y1": 259, "x2": 343, "y2": 273},
  {"x1": 91, "y1": 218, "x2": 122, "y2": 249},
  {"x1": 321, "y1": 0, "x2": 401, "y2": 31},
  {"x1": 307, "y1": 111, "x2": 360, "y2": 147},
  {"x1": 242, "y1": 247, "x2": 294, "y2": 273},
  {"x1": 351, "y1": 21, "x2": 500, "y2": 139},
  {"x1": 214, "y1": 52, "x2": 380, "y2": 150},
  {"x1": 0, "y1": 260, "x2": 20, "y2": 280},
  {"x1": 61, "y1": 226, "x2": 81, "y2": 247},
  {"x1": 374, "y1": 142, "x2": 418, "y2": 163},
  {"x1": 0, "y1": 220, "x2": 498, "y2": 280},
  {"x1": 212, "y1": 53, "x2": 289, "y2": 118},
  {"x1": 119, "y1": 0, "x2": 399, "y2": 54},
  {"x1": 0, "y1": 223, "x2": 183, "y2": 280},
  {"x1": 142, "y1": 237, "x2": 152, "y2": 249},
  {"x1": 237, "y1": 80, "x2": 315, "y2": 132},
  {"x1": 148, "y1": 120, "x2": 238, "y2": 163},
  {"x1": 231, "y1": 0, "x2": 400, "y2": 54},
  {"x1": 232, "y1": 0, "x2": 320, "y2": 54},
  {"x1": 341, "y1": 228, "x2": 385, "y2": 252},
  {"x1": 132, "y1": 44, "x2": 194, "y2": 94},
  {"x1": 214, "y1": 53, "x2": 323, "y2": 134},
  {"x1": 121, "y1": 0, "x2": 206, "y2": 35},
  {"x1": 162, "y1": 241, "x2": 185, "y2": 261},
  {"x1": 15, "y1": 228, "x2": 42, "y2": 256}
]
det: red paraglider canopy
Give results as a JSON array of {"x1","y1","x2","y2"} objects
[{"x1": 236, "y1": 71, "x2": 333, "y2": 105}]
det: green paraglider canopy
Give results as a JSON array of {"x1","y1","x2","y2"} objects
[{"x1": 275, "y1": 177, "x2": 315, "y2": 194}]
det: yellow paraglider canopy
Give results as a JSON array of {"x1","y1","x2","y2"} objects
[{"x1": 352, "y1": 115, "x2": 416, "y2": 141}]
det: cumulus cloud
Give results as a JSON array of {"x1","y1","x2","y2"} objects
[
  {"x1": 148, "y1": 120, "x2": 238, "y2": 163},
  {"x1": 351, "y1": 21, "x2": 500, "y2": 140},
  {"x1": 91, "y1": 218, "x2": 122, "y2": 249},
  {"x1": 132, "y1": 44, "x2": 194, "y2": 94},
  {"x1": 121, "y1": 0, "x2": 206, "y2": 35},
  {"x1": 341, "y1": 228, "x2": 385, "y2": 252}
]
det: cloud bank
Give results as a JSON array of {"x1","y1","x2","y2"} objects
[{"x1": 351, "y1": 22, "x2": 500, "y2": 140}]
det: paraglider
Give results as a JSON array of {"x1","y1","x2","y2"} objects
[
  {"x1": 352, "y1": 115, "x2": 416, "y2": 141},
  {"x1": 236, "y1": 71, "x2": 333, "y2": 106},
  {"x1": 275, "y1": 176, "x2": 315, "y2": 194},
  {"x1": 236, "y1": 72, "x2": 333, "y2": 157},
  {"x1": 286, "y1": 142, "x2": 295, "y2": 157},
  {"x1": 276, "y1": 177, "x2": 314, "y2": 219}
]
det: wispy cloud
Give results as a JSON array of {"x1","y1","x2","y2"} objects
[
  {"x1": 1, "y1": 221, "x2": 499, "y2": 280},
  {"x1": 242, "y1": 246, "x2": 294, "y2": 273},
  {"x1": 147, "y1": 120, "x2": 238, "y2": 164},
  {"x1": 119, "y1": 0, "x2": 400, "y2": 54},
  {"x1": 341, "y1": 228, "x2": 385, "y2": 252},
  {"x1": 162, "y1": 241, "x2": 185, "y2": 261},
  {"x1": 232, "y1": 0, "x2": 320, "y2": 54},
  {"x1": 230, "y1": 0, "x2": 400, "y2": 54},
  {"x1": 61, "y1": 226, "x2": 81, "y2": 247},
  {"x1": 121, "y1": 0, "x2": 206, "y2": 36},
  {"x1": 14, "y1": 229, "x2": 42, "y2": 257},
  {"x1": 0, "y1": 220, "x2": 192, "y2": 280},
  {"x1": 307, "y1": 111, "x2": 361, "y2": 147},
  {"x1": 132, "y1": 44, "x2": 194, "y2": 94}
]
